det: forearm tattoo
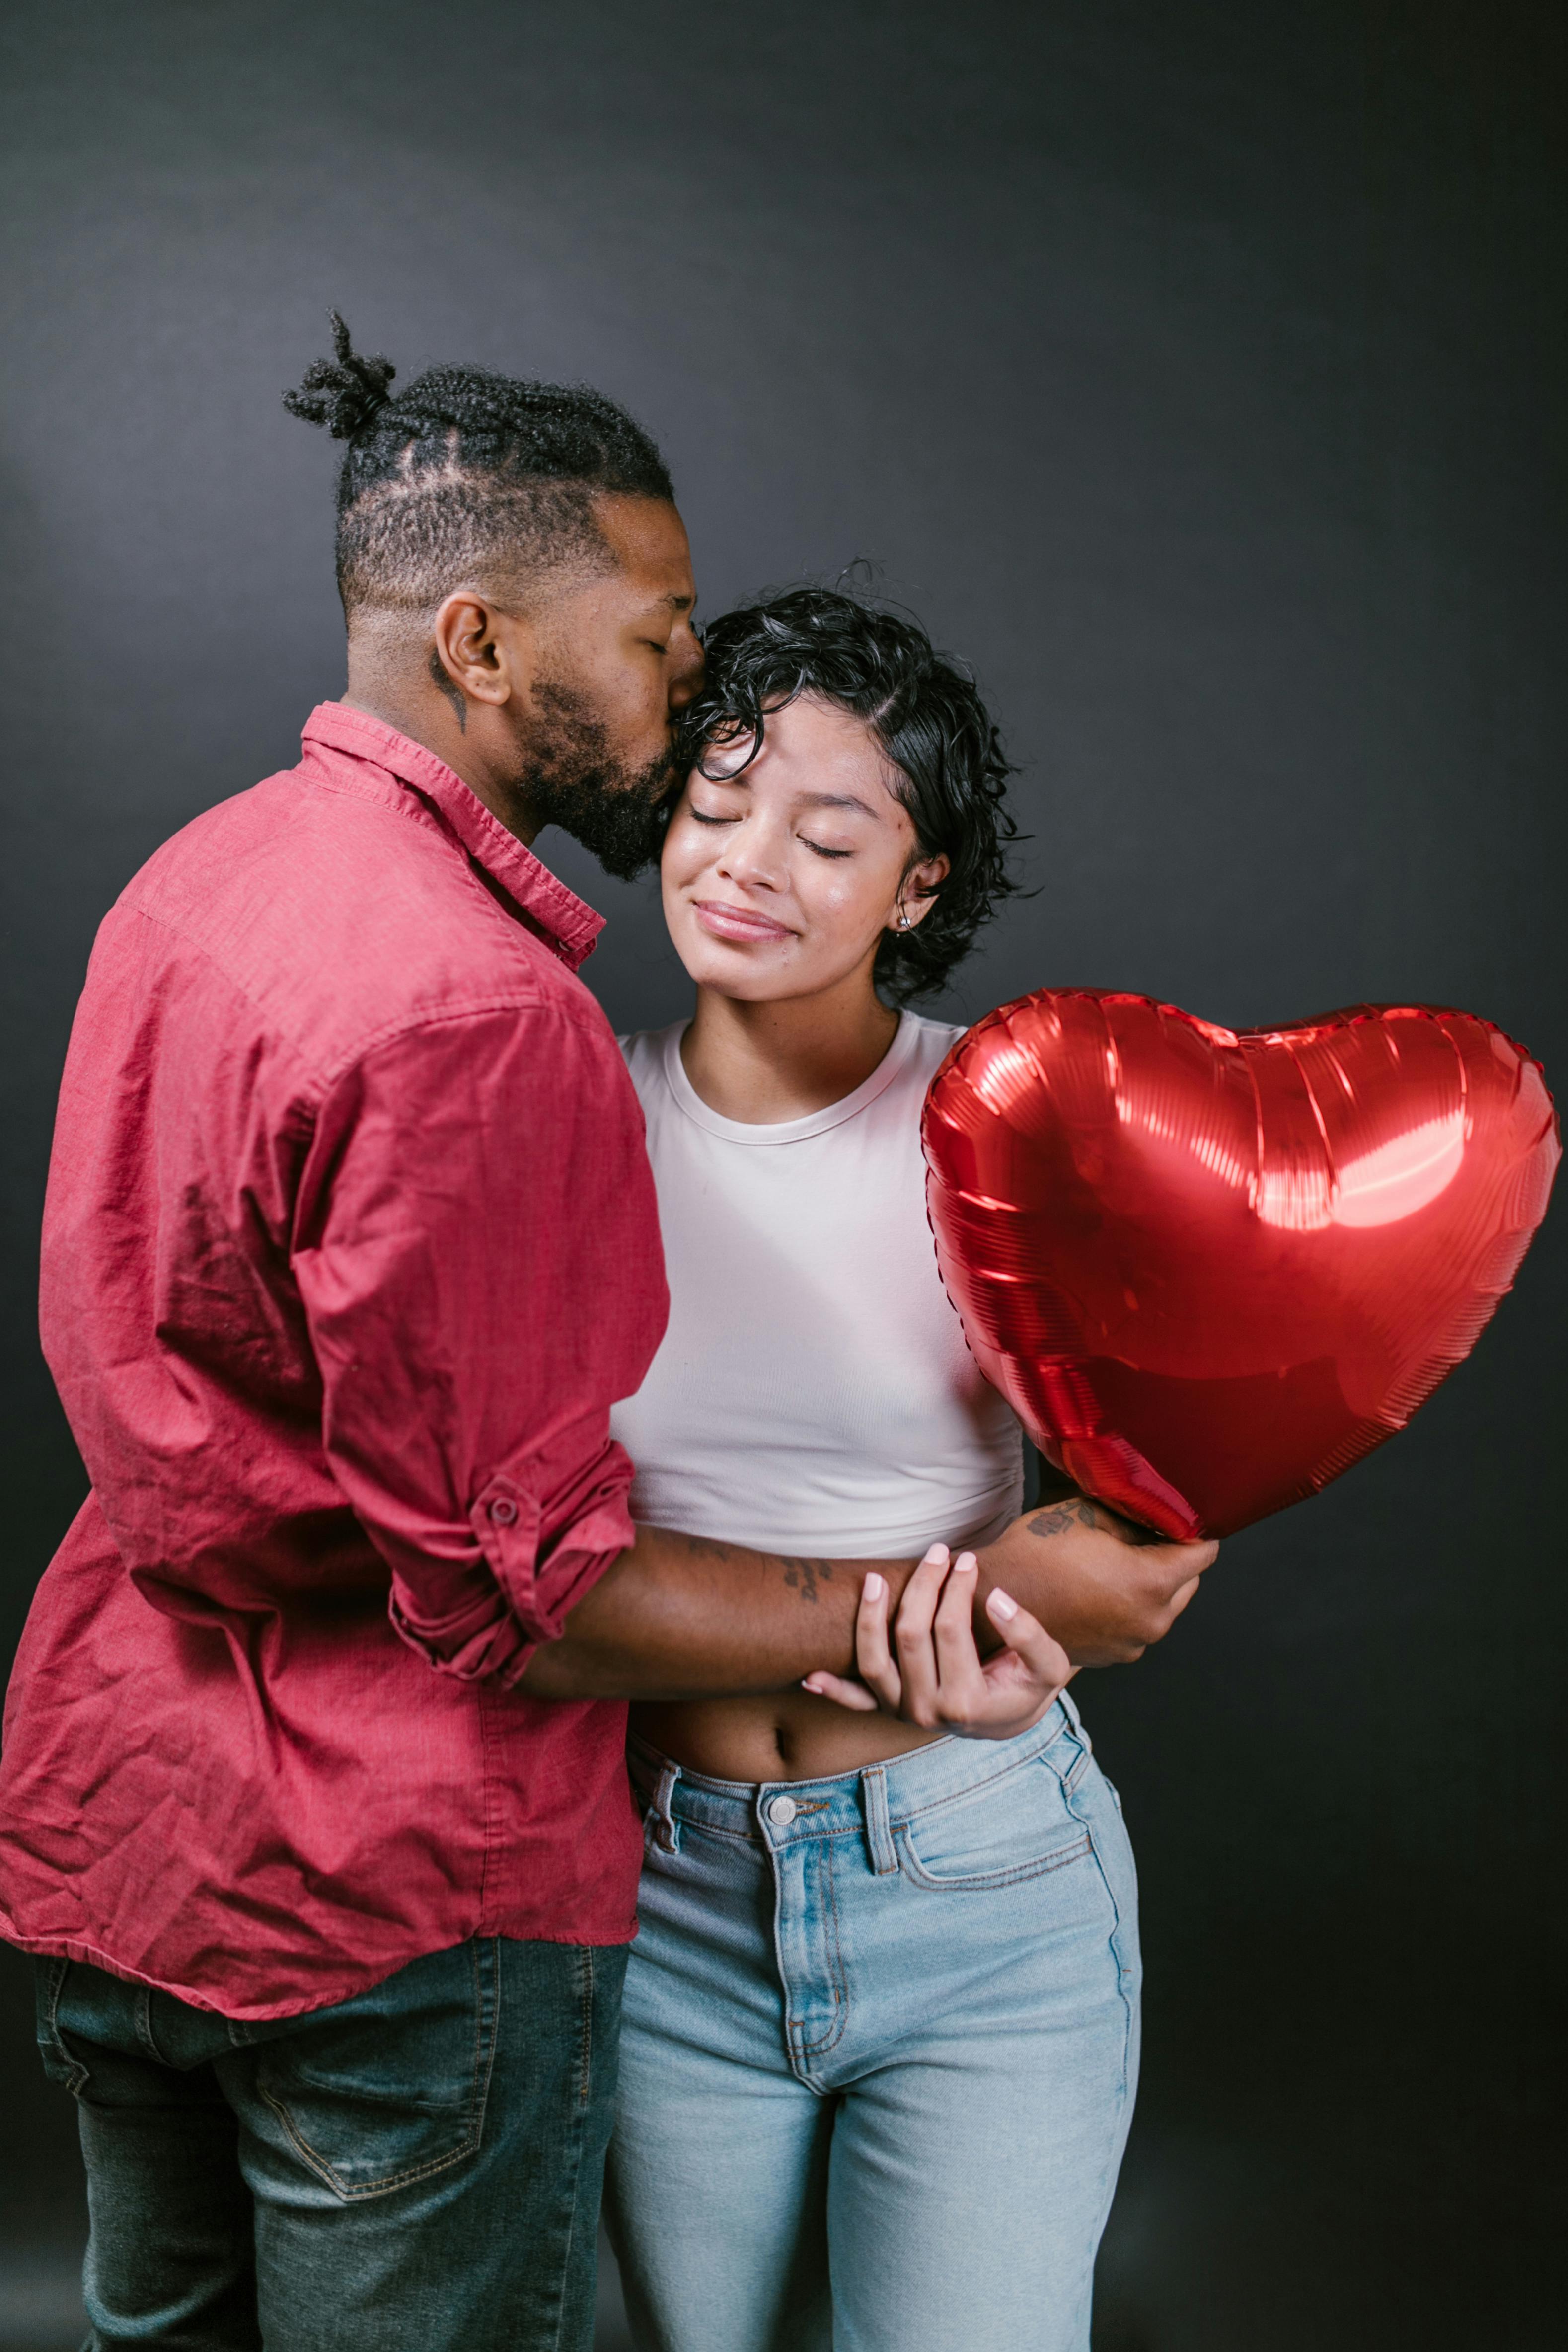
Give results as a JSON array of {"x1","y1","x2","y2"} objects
[
  {"x1": 780, "y1": 1556, "x2": 832, "y2": 1604},
  {"x1": 683, "y1": 1534, "x2": 832, "y2": 1602},
  {"x1": 688, "y1": 1536, "x2": 736, "y2": 1565},
  {"x1": 1028, "y1": 1495, "x2": 1152, "y2": 1547},
  {"x1": 1028, "y1": 1499, "x2": 1104, "y2": 1539}
]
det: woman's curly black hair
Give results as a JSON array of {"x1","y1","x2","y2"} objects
[{"x1": 672, "y1": 587, "x2": 1022, "y2": 1005}]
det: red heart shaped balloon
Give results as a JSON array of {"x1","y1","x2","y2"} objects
[{"x1": 923, "y1": 992, "x2": 1559, "y2": 1539}]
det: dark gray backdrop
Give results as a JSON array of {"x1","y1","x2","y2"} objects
[{"x1": 1, "y1": 3, "x2": 1563, "y2": 2347}]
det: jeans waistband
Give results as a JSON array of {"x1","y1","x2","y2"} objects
[{"x1": 629, "y1": 1692, "x2": 1089, "y2": 1870}]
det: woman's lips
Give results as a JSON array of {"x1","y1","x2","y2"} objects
[{"x1": 691, "y1": 899, "x2": 795, "y2": 943}]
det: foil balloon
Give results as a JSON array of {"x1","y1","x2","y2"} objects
[{"x1": 923, "y1": 992, "x2": 1559, "y2": 1540}]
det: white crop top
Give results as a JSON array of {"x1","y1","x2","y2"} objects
[{"x1": 610, "y1": 1012, "x2": 1024, "y2": 1559}]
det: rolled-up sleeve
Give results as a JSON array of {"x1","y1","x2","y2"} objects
[{"x1": 292, "y1": 997, "x2": 667, "y2": 1684}]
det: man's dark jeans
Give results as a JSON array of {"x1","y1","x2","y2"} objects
[{"x1": 35, "y1": 1936, "x2": 627, "y2": 2352}]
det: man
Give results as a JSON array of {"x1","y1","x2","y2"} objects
[{"x1": 0, "y1": 317, "x2": 1213, "y2": 2350}]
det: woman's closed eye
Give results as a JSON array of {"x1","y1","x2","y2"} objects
[{"x1": 690, "y1": 805, "x2": 851, "y2": 858}]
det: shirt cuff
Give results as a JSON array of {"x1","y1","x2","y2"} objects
[{"x1": 387, "y1": 1443, "x2": 637, "y2": 1685}]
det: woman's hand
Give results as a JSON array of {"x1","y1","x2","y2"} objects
[{"x1": 801, "y1": 1544, "x2": 1070, "y2": 1741}]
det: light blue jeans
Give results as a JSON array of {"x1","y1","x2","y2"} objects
[{"x1": 604, "y1": 1694, "x2": 1139, "y2": 2352}]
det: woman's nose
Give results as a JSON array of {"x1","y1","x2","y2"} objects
[{"x1": 716, "y1": 828, "x2": 786, "y2": 892}]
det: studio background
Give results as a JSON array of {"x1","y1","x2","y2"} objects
[{"x1": 1, "y1": 4, "x2": 1563, "y2": 2348}]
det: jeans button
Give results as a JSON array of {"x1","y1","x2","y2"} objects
[{"x1": 766, "y1": 1793, "x2": 797, "y2": 1828}]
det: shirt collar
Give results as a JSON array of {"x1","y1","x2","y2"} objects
[{"x1": 300, "y1": 701, "x2": 605, "y2": 971}]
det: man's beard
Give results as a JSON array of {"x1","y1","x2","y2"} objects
[{"x1": 521, "y1": 677, "x2": 679, "y2": 881}]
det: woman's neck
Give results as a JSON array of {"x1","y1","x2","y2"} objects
[{"x1": 680, "y1": 979, "x2": 901, "y2": 1124}]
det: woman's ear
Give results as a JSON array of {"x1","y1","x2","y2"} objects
[{"x1": 892, "y1": 852, "x2": 950, "y2": 932}]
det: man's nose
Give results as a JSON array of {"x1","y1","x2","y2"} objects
[{"x1": 668, "y1": 630, "x2": 705, "y2": 712}]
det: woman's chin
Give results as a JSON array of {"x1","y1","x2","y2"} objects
[
  {"x1": 691, "y1": 965, "x2": 803, "y2": 1005},
  {"x1": 674, "y1": 933, "x2": 803, "y2": 1001}
]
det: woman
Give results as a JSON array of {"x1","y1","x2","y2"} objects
[{"x1": 604, "y1": 590, "x2": 1139, "y2": 2352}]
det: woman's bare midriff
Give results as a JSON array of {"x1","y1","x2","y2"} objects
[{"x1": 631, "y1": 1689, "x2": 945, "y2": 1785}]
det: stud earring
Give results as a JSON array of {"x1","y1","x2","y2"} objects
[{"x1": 896, "y1": 910, "x2": 912, "y2": 930}]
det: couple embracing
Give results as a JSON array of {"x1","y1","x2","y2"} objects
[{"x1": 0, "y1": 322, "x2": 1214, "y2": 2352}]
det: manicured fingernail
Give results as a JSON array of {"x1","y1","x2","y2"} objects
[
  {"x1": 864, "y1": 1571, "x2": 886, "y2": 1600},
  {"x1": 953, "y1": 1552, "x2": 977, "y2": 1574},
  {"x1": 922, "y1": 1544, "x2": 950, "y2": 1566},
  {"x1": 801, "y1": 1677, "x2": 824, "y2": 1693},
  {"x1": 987, "y1": 1588, "x2": 1019, "y2": 1623}
]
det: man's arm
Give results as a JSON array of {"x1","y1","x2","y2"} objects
[
  {"x1": 520, "y1": 1527, "x2": 914, "y2": 1699},
  {"x1": 521, "y1": 1504, "x2": 1216, "y2": 1699},
  {"x1": 293, "y1": 1003, "x2": 672, "y2": 1686},
  {"x1": 974, "y1": 1494, "x2": 1216, "y2": 1667}
]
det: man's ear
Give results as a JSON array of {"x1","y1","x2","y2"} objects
[{"x1": 430, "y1": 592, "x2": 532, "y2": 709}]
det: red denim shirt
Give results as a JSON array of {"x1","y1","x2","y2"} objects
[{"x1": 0, "y1": 703, "x2": 668, "y2": 2018}]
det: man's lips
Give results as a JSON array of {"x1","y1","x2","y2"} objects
[{"x1": 691, "y1": 899, "x2": 796, "y2": 944}]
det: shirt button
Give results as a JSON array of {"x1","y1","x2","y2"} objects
[
  {"x1": 766, "y1": 1794, "x2": 797, "y2": 1828},
  {"x1": 489, "y1": 1497, "x2": 519, "y2": 1527}
]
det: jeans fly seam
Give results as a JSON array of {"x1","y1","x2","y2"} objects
[{"x1": 798, "y1": 1841, "x2": 849, "y2": 2064}]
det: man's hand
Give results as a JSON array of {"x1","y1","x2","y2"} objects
[
  {"x1": 976, "y1": 1494, "x2": 1217, "y2": 1667},
  {"x1": 803, "y1": 1544, "x2": 1070, "y2": 1740}
]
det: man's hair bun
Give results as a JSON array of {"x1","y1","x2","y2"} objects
[
  {"x1": 282, "y1": 311, "x2": 396, "y2": 440},
  {"x1": 282, "y1": 313, "x2": 673, "y2": 620}
]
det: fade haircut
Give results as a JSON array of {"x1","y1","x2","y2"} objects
[{"x1": 283, "y1": 312, "x2": 674, "y2": 620}]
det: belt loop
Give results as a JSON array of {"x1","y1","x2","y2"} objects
[
  {"x1": 1062, "y1": 1708, "x2": 1093, "y2": 1792},
  {"x1": 650, "y1": 1760, "x2": 682, "y2": 1854},
  {"x1": 861, "y1": 1764, "x2": 898, "y2": 1876}
]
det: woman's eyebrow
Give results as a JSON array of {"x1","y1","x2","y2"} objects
[{"x1": 795, "y1": 790, "x2": 881, "y2": 819}]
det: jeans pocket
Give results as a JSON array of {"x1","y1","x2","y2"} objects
[
  {"x1": 897, "y1": 1757, "x2": 1094, "y2": 1892},
  {"x1": 252, "y1": 1939, "x2": 499, "y2": 2201},
  {"x1": 34, "y1": 1958, "x2": 90, "y2": 2095}
]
